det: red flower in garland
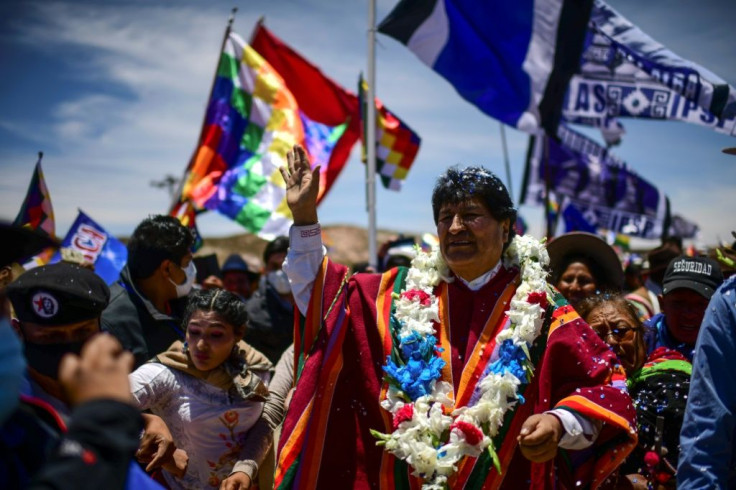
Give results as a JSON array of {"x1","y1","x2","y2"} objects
[
  {"x1": 392, "y1": 404, "x2": 414, "y2": 430},
  {"x1": 526, "y1": 291, "x2": 548, "y2": 309},
  {"x1": 450, "y1": 420, "x2": 484, "y2": 446},
  {"x1": 402, "y1": 289, "x2": 432, "y2": 306}
]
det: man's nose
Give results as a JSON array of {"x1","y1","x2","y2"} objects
[{"x1": 448, "y1": 215, "x2": 465, "y2": 233}]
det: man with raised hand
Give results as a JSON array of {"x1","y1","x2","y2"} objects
[{"x1": 273, "y1": 145, "x2": 636, "y2": 489}]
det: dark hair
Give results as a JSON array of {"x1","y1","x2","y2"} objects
[
  {"x1": 431, "y1": 166, "x2": 517, "y2": 250},
  {"x1": 127, "y1": 215, "x2": 193, "y2": 280},
  {"x1": 551, "y1": 254, "x2": 612, "y2": 291},
  {"x1": 263, "y1": 236, "x2": 290, "y2": 264},
  {"x1": 182, "y1": 289, "x2": 248, "y2": 337}
]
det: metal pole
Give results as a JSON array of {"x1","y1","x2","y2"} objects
[
  {"x1": 543, "y1": 134, "x2": 554, "y2": 240},
  {"x1": 366, "y1": 0, "x2": 378, "y2": 269},
  {"x1": 499, "y1": 123, "x2": 514, "y2": 203}
]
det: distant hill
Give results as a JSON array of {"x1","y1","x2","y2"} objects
[{"x1": 197, "y1": 224, "x2": 412, "y2": 272}]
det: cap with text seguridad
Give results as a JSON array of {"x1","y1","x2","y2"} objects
[{"x1": 662, "y1": 255, "x2": 724, "y2": 300}]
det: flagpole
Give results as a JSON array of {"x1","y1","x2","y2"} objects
[
  {"x1": 499, "y1": 123, "x2": 513, "y2": 203},
  {"x1": 169, "y1": 7, "x2": 238, "y2": 212},
  {"x1": 366, "y1": 0, "x2": 378, "y2": 269},
  {"x1": 543, "y1": 134, "x2": 554, "y2": 239}
]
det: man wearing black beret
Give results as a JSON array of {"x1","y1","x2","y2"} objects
[{"x1": 4, "y1": 262, "x2": 168, "y2": 489}]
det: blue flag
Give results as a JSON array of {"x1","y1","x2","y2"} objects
[
  {"x1": 521, "y1": 124, "x2": 671, "y2": 239},
  {"x1": 561, "y1": 197, "x2": 598, "y2": 233},
  {"x1": 51, "y1": 210, "x2": 128, "y2": 285},
  {"x1": 377, "y1": 0, "x2": 593, "y2": 135},
  {"x1": 562, "y1": 0, "x2": 736, "y2": 137}
]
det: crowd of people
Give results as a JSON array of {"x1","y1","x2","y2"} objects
[{"x1": 1, "y1": 143, "x2": 735, "y2": 489}]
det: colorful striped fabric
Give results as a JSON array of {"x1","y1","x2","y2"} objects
[
  {"x1": 276, "y1": 263, "x2": 637, "y2": 489},
  {"x1": 180, "y1": 32, "x2": 347, "y2": 239},
  {"x1": 14, "y1": 156, "x2": 55, "y2": 238},
  {"x1": 358, "y1": 74, "x2": 421, "y2": 191}
]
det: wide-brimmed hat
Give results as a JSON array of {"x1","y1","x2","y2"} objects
[{"x1": 547, "y1": 232, "x2": 623, "y2": 291}]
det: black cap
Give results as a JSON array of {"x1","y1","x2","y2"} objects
[
  {"x1": 662, "y1": 256, "x2": 724, "y2": 299},
  {"x1": 221, "y1": 254, "x2": 249, "y2": 274},
  {"x1": 7, "y1": 262, "x2": 110, "y2": 325}
]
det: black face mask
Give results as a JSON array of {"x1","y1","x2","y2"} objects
[{"x1": 24, "y1": 341, "x2": 86, "y2": 380}]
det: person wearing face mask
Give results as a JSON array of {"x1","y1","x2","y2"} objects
[
  {"x1": 3, "y1": 261, "x2": 169, "y2": 489},
  {"x1": 101, "y1": 215, "x2": 196, "y2": 369},
  {"x1": 243, "y1": 236, "x2": 294, "y2": 365}
]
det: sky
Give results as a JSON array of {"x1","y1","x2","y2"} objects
[{"x1": 1, "y1": 0, "x2": 735, "y2": 249}]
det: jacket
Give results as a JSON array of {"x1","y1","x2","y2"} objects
[{"x1": 101, "y1": 266, "x2": 187, "y2": 368}]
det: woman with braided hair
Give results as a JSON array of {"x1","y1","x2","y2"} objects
[{"x1": 129, "y1": 289, "x2": 278, "y2": 490}]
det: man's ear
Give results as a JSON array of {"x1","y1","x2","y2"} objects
[
  {"x1": 159, "y1": 259, "x2": 174, "y2": 280},
  {"x1": 657, "y1": 294, "x2": 664, "y2": 311},
  {"x1": 501, "y1": 219, "x2": 511, "y2": 241}
]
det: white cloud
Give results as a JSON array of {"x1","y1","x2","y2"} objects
[{"x1": 0, "y1": 0, "x2": 734, "y2": 248}]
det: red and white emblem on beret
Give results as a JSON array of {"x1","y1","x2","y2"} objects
[{"x1": 32, "y1": 291, "x2": 59, "y2": 319}]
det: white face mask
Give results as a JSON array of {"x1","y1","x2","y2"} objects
[
  {"x1": 267, "y1": 269, "x2": 291, "y2": 295},
  {"x1": 169, "y1": 260, "x2": 197, "y2": 298}
]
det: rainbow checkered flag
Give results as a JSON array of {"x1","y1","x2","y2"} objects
[
  {"x1": 14, "y1": 153, "x2": 55, "y2": 238},
  {"x1": 170, "y1": 200, "x2": 204, "y2": 252},
  {"x1": 358, "y1": 74, "x2": 421, "y2": 191},
  {"x1": 180, "y1": 32, "x2": 349, "y2": 239}
]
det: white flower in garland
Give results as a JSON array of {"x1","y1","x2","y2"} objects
[{"x1": 372, "y1": 235, "x2": 551, "y2": 489}]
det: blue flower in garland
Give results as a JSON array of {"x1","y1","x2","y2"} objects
[
  {"x1": 384, "y1": 356, "x2": 446, "y2": 400},
  {"x1": 400, "y1": 332, "x2": 438, "y2": 360},
  {"x1": 488, "y1": 339, "x2": 527, "y2": 382}
]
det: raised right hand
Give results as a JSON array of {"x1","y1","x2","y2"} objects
[{"x1": 279, "y1": 145, "x2": 320, "y2": 226}]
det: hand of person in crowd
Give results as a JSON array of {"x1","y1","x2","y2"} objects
[
  {"x1": 219, "y1": 471, "x2": 251, "y2": 490},
  {"x1": 58, "y1": 333, "x2": 134, "y2": 406},
  {"x1": 517, "y1": 413, "x2": 563, "y2": 462},
  {"x1": 202, "y1": 274, "x2": 225, "y2": 290},
  {"x1": 161, "y1": 448, "x2": 189, "y2": 479},
  {"x1": 137, "y1": 413, "x2": 178, "y2": 472},
  {"x1": 280, "y1": 144, "x2": 319, "y2": 226}
]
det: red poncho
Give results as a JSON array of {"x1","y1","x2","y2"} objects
[{"x1": 276, "y1": 259, "x2": 636, "y2": 489}]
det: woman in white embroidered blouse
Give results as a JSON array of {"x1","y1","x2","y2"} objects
[{"x1": 129, "y1": 289, "x2": 274, "y2": 490}]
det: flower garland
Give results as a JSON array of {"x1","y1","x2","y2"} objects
[{"x1": 371, "y1": 235, "x2": 550, "y2": 489}]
